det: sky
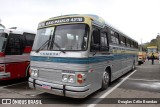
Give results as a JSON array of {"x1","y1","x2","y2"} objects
[{"x1": 0, "y1": 0, "x2": 160, "y2": 44}]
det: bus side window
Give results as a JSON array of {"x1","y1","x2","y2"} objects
[
  {"x1": 1, "y1": 33, "x2": 8, "y2": 52},
  {"x1": 131, "y1": 41, "x2": 134, "y2": 48},
  {"x1": 23, "y1": 33, "x2": 35, "y2": 46},
  {"x1": 126, "y1": 39, "x2": 131, "y2": 47},
  {"x1": 110, "y1": 31, "x2": 119, "y2": 44},
  {"x1": 120, "y1": 35, "x2": 126, "y2": 46},
  {"x1": 6, "y1": 34, "x2": 23, "y2": 55},
  {"x1": 91, "y1": 29, "x2": 100, "y2": 51},
  {"x1": 100, "y1": 32, "x2": 109, "y2": 51}
]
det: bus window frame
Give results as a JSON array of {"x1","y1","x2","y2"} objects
[
  {"x1": 119, "y1": 35, "x2": 126, "y2": 46},
  {"x1": 90, "y1": 26, "x2": 109, "y2": 52},
  {"x1": 5, "y1": 33, "x2": 24, "y2": 55},
  {"x1": 100, "y1": 32, "x2": 109, "y2": 51},
  {"x1": 23, "y1": 32, "x2": 36, "y2": 47},
  {"x1": 126, "y1": 38, "x2": 131, "y2": 47},
  {"x1": 90, "y1": 28, "x2": 100, "y2": 51},
  {"x1": 110, "y1": 30, "x2": 120, "y2": 45},
  {"x1": 34, "y1": 23, "x2": 90, "y2": 52},
  {"x1": 0, "y1": 33, "x2": 8, "y2": 53}
]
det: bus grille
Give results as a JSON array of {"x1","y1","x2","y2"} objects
[{"x1": 38, "y1": 69, "x2": 61, "y2": 81}]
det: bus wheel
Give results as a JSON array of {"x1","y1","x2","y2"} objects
[
  {"x1": 26, "y1": 65, "x2": 30, "y2": 78},
  {"x1": 101, "y1": 71, "x2": 110, "y2": 90}
]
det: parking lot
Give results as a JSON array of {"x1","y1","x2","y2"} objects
[{"x1": 0, "y1": 60, "x2": 160, "y2": 107}]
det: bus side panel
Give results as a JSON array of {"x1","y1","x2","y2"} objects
[
  {"x1": 88, "y1": 55, "x2": 113, "y2": 93},
  {"x1": 88, "y1": 62, "x2": 105, "y2": 92},
  {"x1": 2, "y1": 62, "x2": 29, "y2": 80}
]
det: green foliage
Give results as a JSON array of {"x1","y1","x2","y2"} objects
[{"x1": 141, "y1": 35, "x2": 160, "y2": 51}]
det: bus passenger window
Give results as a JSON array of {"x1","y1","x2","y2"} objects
[
  {"x1": 5, "y1": 34, "x2": 23, "y2": 55},
  {"x1": 23, "y1": 33, "x2": 35, "y2": 46},
  {"x1": 120, "y1": 35, "x2": 126, "y2": 46},
  {"x1": 110, "y1": 31, "x2": 119, "y2": 44},
  {"x1": 100, "y1": 33, "x2": 109, "y2": 51},
  {"x1": 126, "y1": 39, "x2": 131, "y2": 47},
  {"x1": 131, "y1": 41, "x2": 134, "y2": 48}
]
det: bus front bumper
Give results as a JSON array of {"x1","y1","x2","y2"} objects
[
  {"x1": 0, "y1": 72, "x2": 10, "y2": 79},
  {"x1": 28, "y1": 78, "x2": 90, "y2": 98}
]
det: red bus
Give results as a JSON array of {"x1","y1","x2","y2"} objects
[{"x1": 0, "y1": 27, "x2": 36, "y2": 80}]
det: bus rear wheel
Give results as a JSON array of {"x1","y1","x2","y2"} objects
[{"x1": 101, "y1": 71, "x2": 110, "y2": 90}]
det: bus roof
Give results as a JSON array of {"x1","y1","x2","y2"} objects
[
  {"x1": 49, "y1": 14, "x2": 106, "y2": 27},
  {"x1": 147, "y1": 46, "x2": 157, "y2": 48},
  {"x1": 2, "y1": 27, "x2": 36, "y2": 35},
  {"x1": 41, "y1": 14, "x2": 138, "y2": 43}
]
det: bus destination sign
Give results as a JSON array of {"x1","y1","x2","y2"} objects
[{"x1": 38, "y1": 17, "x2": 84, "y2": 28}]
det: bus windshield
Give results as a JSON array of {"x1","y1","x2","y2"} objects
[
  {"x1": 147, "y1": 48, "x2": 157, "y2": 53},
  {"x1": 0, "y1": 33, "x2": 7, "y2": 52},
  {"x1": 32, "y1": 24, "x2": 89, "y2": 51}
]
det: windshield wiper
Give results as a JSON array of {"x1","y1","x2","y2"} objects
[
  {"x1": 36, "y1": 30, "x2": 54, "y2": 53},
  {"x1": 35, "y1": 29, "x2": 65, "y2": 53},
  {"x1": 35, "y1": 40, "x2": 51, "y2": 53},
  {"x1": 35, "y1": 40, "x2": 65, "y2": 53},
  {"x1": 51, "y1": 42, "x2": 66, "y2": 53}
]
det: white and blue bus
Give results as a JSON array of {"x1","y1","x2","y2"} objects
[{"x1": 29, "y1": 14, "x2": 138, "y2": 98}]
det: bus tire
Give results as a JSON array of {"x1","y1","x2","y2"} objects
[
  {"x1": 101, "y1": 70, "x2": 110, "y2": 90},
  {"x1": 26, "y1": 65, "x2": 30, "y2": 78}
]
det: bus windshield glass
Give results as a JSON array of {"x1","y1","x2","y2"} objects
[
  {"x1": 0, "y1": 33, "x2": 7, "y2": 52},
  {"x1": 33, "y1": 24, "x2": 89, "y2": 51},
  {"x1": 147, "y1": 48, "x2": 157, "y2": 53},
  {"x1": 32, "y1": 27, "x2": 55, "y2": 51}
]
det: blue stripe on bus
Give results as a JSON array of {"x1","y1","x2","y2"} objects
[
  {"x1": 31, "y1": 56, "x2": 89, "y2": 64},
  {"x1": 30, "y1": 54, "x2": 136, "y2": 64}
]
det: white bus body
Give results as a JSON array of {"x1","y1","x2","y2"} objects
[{"x1": 29, "y1": 14, "x2": 138, "y2": 98}]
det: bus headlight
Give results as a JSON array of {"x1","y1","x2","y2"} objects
[
  {"x1": 62, "y1": 73, "x2": 75, "y2": 83},
  {"x1": 30, "y1": 68, "x2": 38, "y2": 77},
  {"x1": 34, "y1": 70, "x2": 38, "y2": 77},
  {"x1": 62, "y1": 74, "x2": 68, "y2": 82},
  {"x1": 68, "y1": 75, "x2": 74, "y2": 83}
]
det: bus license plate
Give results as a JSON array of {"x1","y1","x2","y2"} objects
[{"x1": 42, "y1": 84, "x2": 51, "y2": 90}]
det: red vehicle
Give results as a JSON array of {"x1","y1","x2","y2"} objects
[{"x1": 0, "y1": 27, "x2": 36, "y2": 80}]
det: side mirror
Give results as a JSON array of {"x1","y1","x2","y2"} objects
[
  {"x1": 91, "y1": 30, "x2": 100, "y2": 51},
  {"x1": 93, "y1": 30, "x2": 100, "y2": 44},
  {"x1": 91, "y1": 44, "x2": 100, "y2": 51}
]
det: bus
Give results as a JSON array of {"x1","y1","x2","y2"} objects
[
  {"x1": 138, "y1": 46, "x2": 146, "y2": 65},
  {"x1": 147, "y1": 46, "x2": 158, "y2": 60},
  {"x1": 29, "y1": 14, "x2": 138, "y2": 98},
  {"x1": 0, "y1": 27, "x2": 36, "y2": 80}
]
